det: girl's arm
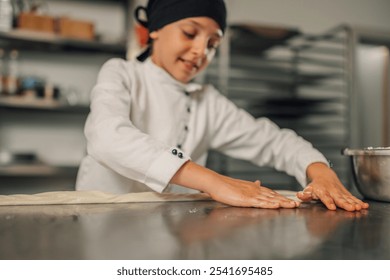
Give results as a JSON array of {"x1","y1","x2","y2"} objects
[
  {"x1": 171, "y1": 161, "x2": 369, "y2": 211},
  {"x1": 170, "y1": 161, "x2": 300, "y2": 209},
  {"x1": 201, "y1": 90, "x2": 367, "y2": 211}
]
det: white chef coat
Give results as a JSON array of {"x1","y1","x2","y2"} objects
[{"x1": 75, "y1": 57, "x2": 328, "y2": 194}]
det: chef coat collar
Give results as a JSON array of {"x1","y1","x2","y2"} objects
[{"x1": 144, "y1": 57, "x2": 203, "y2": 93}]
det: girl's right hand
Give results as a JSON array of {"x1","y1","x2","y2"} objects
[
  {"x1": 208, "y1": 176, "x2": 300, "y2": 209},
  {"x1": 171, "y1": 161, "x2": 300, "y2": 209}
]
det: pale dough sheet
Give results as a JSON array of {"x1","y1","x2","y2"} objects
[
  {"x1": 0, "y1": 190, "x2": 299, "y2": 206},
  {"x1": 0, "y1": 191, "x2": 211, "y2": 206}
]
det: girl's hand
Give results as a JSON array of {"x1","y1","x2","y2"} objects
[
  {"x1": 296, "y1": 162, "x2": 369, "y2": 211},
  {"x1": 208, "y1": 176, "x2": 300, "y2": 209},
  {"x1": 171, "y1": 161, "x2": 300, "y2": 209}
]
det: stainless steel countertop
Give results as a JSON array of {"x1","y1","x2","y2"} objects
[{"x1": 1, "y1": 200, "x2": 389, "y2": 259}]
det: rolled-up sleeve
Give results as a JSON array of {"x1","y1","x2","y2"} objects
[{"x1": 84, "y1": 59, "x2": 190, "y2": 192}]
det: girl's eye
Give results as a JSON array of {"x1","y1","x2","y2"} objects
[{"x1": 183, "y1": 31, "x2": 196, "y2": 39}]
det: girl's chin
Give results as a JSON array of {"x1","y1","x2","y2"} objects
[
  {"x1": 172, "y1": 72, "x2": 194, "y2": 83},
  {"x1": 176, "y1": 77, "x2": 192, "y2": 83}
]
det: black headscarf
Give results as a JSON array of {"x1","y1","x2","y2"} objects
[{"x1": 135, "y1": 0, "x2": 227, "y2": 61}]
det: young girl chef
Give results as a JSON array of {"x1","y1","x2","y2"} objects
[{"x1": 76, "y1": 0, "x2": 368, "y2": 211}]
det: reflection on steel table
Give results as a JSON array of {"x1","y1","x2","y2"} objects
[{"x1": 0, "y1": 200, "x2": 388, "y2": 259}]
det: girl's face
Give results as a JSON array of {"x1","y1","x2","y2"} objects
[{"x1": 150, "y1": 17, "x2": 223, "y2": 83}]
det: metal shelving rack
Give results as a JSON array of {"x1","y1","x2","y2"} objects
[
  {"x1": 0, "y1": 29, "x2": 127, "y2": 55},
  {"x1": 0, "y1": 0, "x2": 133, "y2": 193},
  {"x1": 0, "y1": 0, "x2": 131, "y2": 55},
  {"x1": 0, "y1": 96, "x2": 89, "y2": 112},
  {"x1": 205, "y1": 24, "x2": 351, "y2": 190}
]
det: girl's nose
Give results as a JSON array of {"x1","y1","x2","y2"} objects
[{"x1": 191, "y1": 38, "x2": 208, "y2": 57}]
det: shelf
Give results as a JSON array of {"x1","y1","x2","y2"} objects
[
  {"x1": 0, "y1": 29, "x2": 127, "y2": 55},
  {"x1": 0, "y1": 164, "x2": 78, "y2": 177},
  {"x1": 229, "y1": 24, "x2": 301, "y2": 54},
  {"x1": 0, "y1": 96, "x2": 89, "y2": 113}
]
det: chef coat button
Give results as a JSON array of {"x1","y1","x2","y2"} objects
[
  {"x1": 177, "y1": 144, "x2": 182, "y2": 149},
  {"x1": 172, "y1": 149, "x2": 178, "y2": 155},
  {"x1": 185, "y1": 91, "x2": 190, "y2": 96},
  {"x1": 187, "y1": 107, "x2": 191, "y2": 113},
  {"x1": 178, "y1": 152, "x2": 183, "y2": 159},
  {"x1": 184, "y1": 125, "x2": 188, "y2": 131}
]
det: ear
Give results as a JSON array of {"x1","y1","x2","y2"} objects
[{"x1": 149, "y1": 31, "x2": 158, "y2": 40}]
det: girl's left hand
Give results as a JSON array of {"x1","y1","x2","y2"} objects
[{"x1": 296, "y1": 162, "x2": 369, "y2": 211}]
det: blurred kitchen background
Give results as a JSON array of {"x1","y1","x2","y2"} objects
[{"x1": 0, "y1": 0, "x2": 389, "y2": 194}]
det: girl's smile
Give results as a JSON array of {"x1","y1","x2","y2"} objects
[{"x1": 179, "y1": 57, "x2": 200, "y2": 74}]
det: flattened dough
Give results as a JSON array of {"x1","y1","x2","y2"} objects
[
  {"x1": 0, "y1": 190, "x2": 299, "y2": 206},
  {"x1": 0, "y1": 191, "x2": 212, "y2": 206}
]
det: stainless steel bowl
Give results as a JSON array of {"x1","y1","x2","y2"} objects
[{"x1": 343, "y1": 147, "x2": 390, "y2": 202}]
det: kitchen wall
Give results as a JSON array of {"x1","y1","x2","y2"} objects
[{"x1": 226, "y1": 0, "x2": 390, "y2": 33}]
